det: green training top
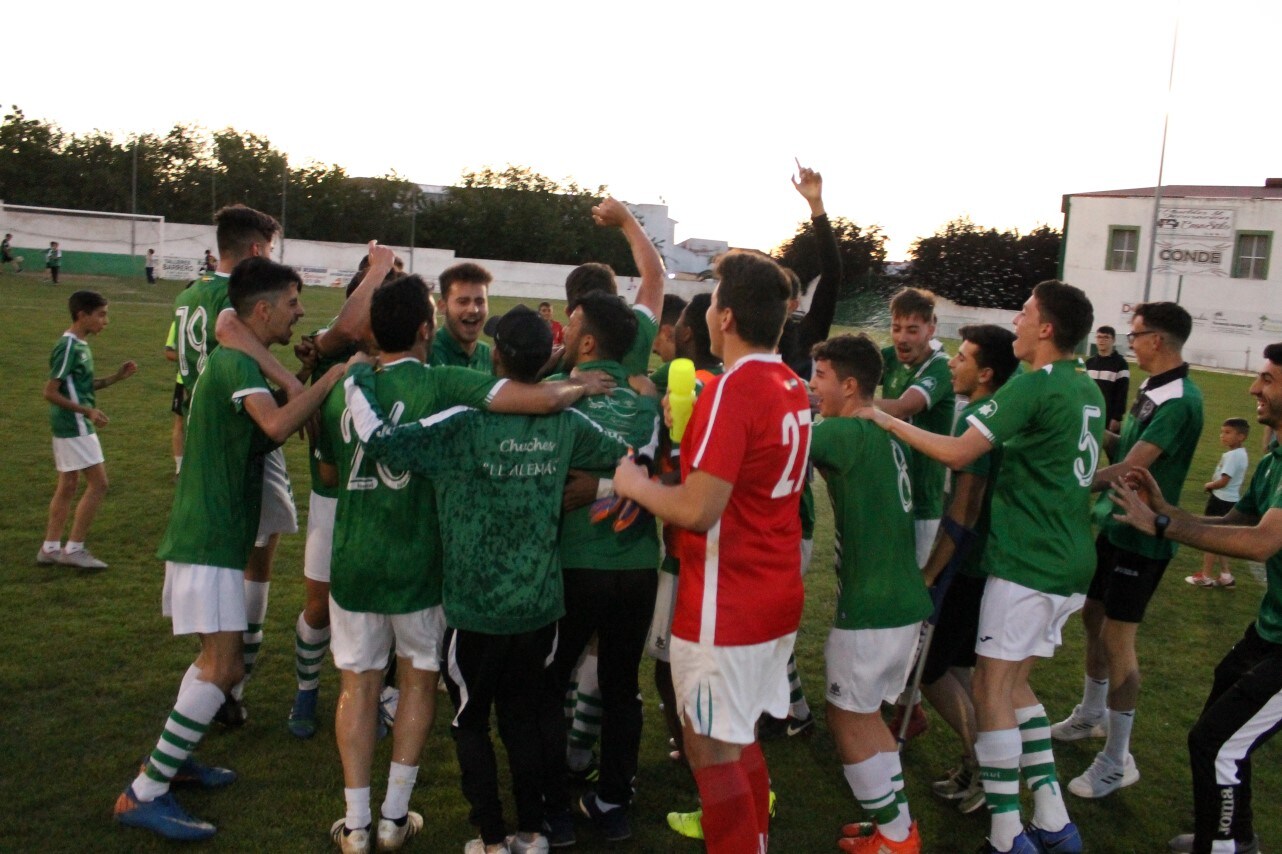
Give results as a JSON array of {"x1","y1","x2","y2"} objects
[
  {"x1": 430, "y1": 325, "x2": 493, "y2": 373},
  {"x1": 966, "y1": 359, "x2": 1105, "y2": 596},
  {"x1": 811, "y1": 416, "x2": 932, "y2": 629},
  {"x1": 157, "y1": 348, "x2": 275, "y2": 569},
  {"x1": 171, "y1": 273, "x2": 230, "y2": 385},
  {"x1": 881, "y1": 344, "x2": 955, "y2": 520},
  {"x1": 1235, "y1": 440, "x2": 1282, "y2": 644},
  {"x1": 48, "y1": 333, "x2": 96, "y2": 438},
  {"x1": 549, "y1": 359, "x2": 661, "y2": 570},
  {"x1": 335, "y1": 359, "x2": 503, "y2": 613},
  {"x1": 623, "y1": 305, "x2": 659, "y2": 376},
  {"x1": 1094, "y1": 366, "x2": 1203, "y2": 560},
  {"x1": 360, "y1": 405, "x2": 629, "y2": 633}
]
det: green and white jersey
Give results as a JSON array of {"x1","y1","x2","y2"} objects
[
  {"x1": 1094, "y1": 366, "x2": 1203, "y2": 560},
  {"x1": 623, "y1": 305, "x2": 659, "y2": 376},
  {"x1": 549, "y1": 359, "x2": 661, "y2": 571},
  {"x1": 1235, "y1": 441, "x2": 1282, "y2": 644},
  {"x1": 430, "y1": 326, "x2": 493, "y2": 373},
  {"x1": 48, "y1": 332, "x2": 96, "y2": 438},
  {"x1": 811, "y1": 416, "x2": 931, "y2": 629},
  {"x1": 165, "y1": 320, "x2": 182, "y2": 385},
  {"x1": 157, "y1": 348, "x2": 275, "y2": 569},
  {"x1": 360, "y1": 404, "x2": 629, "y2": 633},
  {"x1": 951, "y1": 398, "x2": 1002, "y2": 579},
  {"x1": 334, "y1": 359, "x2": 504, "y2": 614},
  {"x1": 172, "y1": 273, "x2": 230, "y2": 385},
  {"x1": 966, "y1": 359, "x2": 1105, "y2": 596},
  {"x1": 880, "y1": 343, "x2": 955, "y2": 520},
  {"x1": 650, "y1": 359, "x2": 671, "y2": 396}
]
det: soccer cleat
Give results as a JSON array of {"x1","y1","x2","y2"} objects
[
  {"x1": 36, "y1": 547, "x2": 62, "y2": 565},
  {"x1": 667, "y1": 807, "x2": 704, "y2": 840},
  {"x1": 1067, "y1": 751, "x2": 1139, "y2": 798},
  {"x1": 975, "y1": 831, "x2": 1038, "y2": 854},
  {"x1": 506, "y1": 832, "x2": 550, "y2": 854},
  {"x1": 1025, "y1": 821, "x2": 1083, "y2": 853},
  {"x1": 1169, "y1": 832, "x2": 1260, "y2": 853},
  {"x1": 1218, "y1": 576, "x2": 1237, "y2": 589},
  {"x1": 837, "y1": 821, "x2": 921, "y2": 853},
  {"x1": 578, "y1": 793, "x2": 630, "y2": 842},
  {"x1": 114, "y1": 785, "x2": 216, "y2": 841},
  {"x1": 1185, "y1": 573, "x2": 1209, "y2": 585},
  {"x1": 931, "y1": 761, "x2": 977, "y2": 799},
  {"x1": 331, "y1": 818, "x2": 372, "y2": 853},
  {"x1": 1050, "y1": 705, "x2": 1107, "y2": 741},
  {"x1": 376, "y1": 810, "x2": 422, "y2": 851},
  {"x1": 289, "y1": 687, "x2": 319, "y2": 739},
  {"x1": 463, "y1": 839, "x2": 510, "y2": 854},
  {"x1": 889, "y1": 703, "x2": 929, "y2": 741},
  {"x1": 214, "y1": 696, "x2": 248, "y2": 728},
  {"x1": 57, "y1": 548, "x2": 107, "y2": 569},
  {"x1": 958, "y1": 778, "x2": 987, "y2": 814},
  {"x1": 1193, "y1": 574, "x2": 1220, "y2": 588},
  {"x1": 760, "y1": 711, "x2": 816, "y2": 739},
  {"x1": 541, "y1": 809, "x2": 576, "y2": 848},
  {"x1": 149, "y1": 755, "x2": 237, "y2": 788}
]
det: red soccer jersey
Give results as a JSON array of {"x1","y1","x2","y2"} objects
[{"x1": 674, "y1": 354, "x2": 812, "y2": 646}]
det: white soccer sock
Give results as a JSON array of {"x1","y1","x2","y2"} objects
[
  {"x1": 975, "y1": 729, "x2": 1023, "y2": 851},
  {"x1": 1103, "y1": 708, "x2": 1135, "y2": 765},
  {"x1": 344, "y1": 786, "x2": 372, "y2": 831},
  {"x1": 294, "y1": 612, "x2": 330, "y2": 692},
  {"x1": 381, "y1": 762, "x2": 418, "y2": 821},
  {"x1": 879, "y1": 751, "x2": 913, "y2": 841},
  {"x1": 1081, "y1": 676, "x2": 1109, "y2": 718},
  {"x1": 242, "y1": 580, "x2": 270, "y2": 684},
  {"x1": 1016, "y1": 704, "x2": 1069, "y2": 833},
  {"x1": 567, "y1": 653, "x2": 600, "y2": 766},
  {"x1": 175, "y1": 455, "x2": 183, "y2": 474},
  {"x1": 842, "y1": 755, "x2": 900, "y2": 837},
  {"x1": 42, "y1": 540, "x2": 61, "y2": 553},
  {"x1": 132, "y1": 665, "x2": 224, "y2": 802},
  {"x1": 64, "y1": 541, "x2": 84, "y2": 555}
]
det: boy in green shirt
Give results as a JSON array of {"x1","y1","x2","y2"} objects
[{"x1": 38, "y1": 290, "x2": 137, "y2": 569}]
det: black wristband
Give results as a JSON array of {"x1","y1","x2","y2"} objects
[{"x1": 1154, "y1": 514, "x2": 1171, "y2": 540}]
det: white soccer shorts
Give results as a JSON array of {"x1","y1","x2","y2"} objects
[
  {"x1": 646, "y1": 570, "x2": 678, "y2": 662},
  {"x1": 670, "y1": 633, "x2": 795, "y2": 745},
  {"x1": 824, "y1": 624, "x2": 921, "y2": 713},
  {"x1": 915, "y1": 518, "x2": 940, "y2": 570},
  {"x1": 329, "y1": 597, "x2": 445, "y2": 674},
  {"x1": 162, "y1": 562, "x2": 247, "y2": 635},
  {"x1": 976, "y1": 577, "x2": 1086, "y2": 661},
  {"x1": 255, "y1": 448, "x2": 297, "y2": 546},
  {"x1": 52, "y1": 434, "x2": 104, "y2": 472},
  {"x1": 303, "y1": 492, "x2": 336, "y2": 583}
]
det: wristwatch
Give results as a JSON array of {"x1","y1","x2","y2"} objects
[{"x1": 1153, "y1": 514, "x2": 1171, "y2": 540}]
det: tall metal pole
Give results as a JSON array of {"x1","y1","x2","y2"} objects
[
  {"x1": 409, "y1": 185, "x2": 417, "y2": 274},
  {"x1": 131, "y1": 140, "x2": 139, "y2": 265},
  {"x1": 280, "y1": 161, "x2": 288, "y2": 263},
  {"x1": 1142, "y1": 18, "x2": 1180, "y2": 303}
]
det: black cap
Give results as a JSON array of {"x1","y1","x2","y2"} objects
[{"x1": 484, "y1": 304, "x2": 553, "y2": 381}]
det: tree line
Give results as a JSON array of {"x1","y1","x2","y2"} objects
[{"x1": 0, "y1": 107, "x2": 1059, "y2": 308}]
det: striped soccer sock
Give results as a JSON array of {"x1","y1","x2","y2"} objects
[
  {"x1": 237, "y1": 580, "x2": 270, "y2": 698},
  {"x1": 131, "y1": 665, "x2": 224, "y2": 801},
  {"x1": 880, "y1": 750, "x2": 913, "y2": 841},
  {"x1": 567, "y1": 654, "x2": 601, "y2": 768},
  {"x1": 842, "y1": 754, "x2": 900, "y2": 831},
  {"x1": 1016, "y1": 704, "x2": 1070, "y2": 833},
  {"x1": 976, "y1": 728, "x2": 1023, "y2": 851},
  {"x1": 294, "y1": 612, "x2": 330, "y2": 691},
  {"x1": 786, "y1": 654, "x2": 810, "y2": 719}
]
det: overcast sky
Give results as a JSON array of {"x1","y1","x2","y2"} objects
[{"x1": 7, "y1": 1, "x2": 1279, "y2": 259}]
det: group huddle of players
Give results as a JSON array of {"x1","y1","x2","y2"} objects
[{"x1": 84, "y1": 167, "x2": 1280, "y2": 854}]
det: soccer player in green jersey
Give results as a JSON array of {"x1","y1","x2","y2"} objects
[
  {"x1": 862, "y1": 280, "x2": 1101, "y2": 854},
  {"x1": 1055, "y1": 302, "x2": 1203, "y2": 800},
  {"x1": 431, "y1": 262, "x2": 493, "y2": 372},
  {"x1": 807, "y1": 334, "x2": 931, "y2": 854},
  {"x1": 1110, "y1": 342, "x2": 1282, "y2": 854},
  {"x1": 38, "y1": 290, "x2": 137, "y2": 569},
  {"x1": 920, "y1": 325, "x2": 1019, "y2": 816},
  {"x1": 114, "y1": 258, "x2": 345, "y2": 842}
]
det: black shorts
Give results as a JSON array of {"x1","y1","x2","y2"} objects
[
  {"x1": 1204, "y1": 495, "x2": 1235, "y2": 517},
  {"x1": 170, "y1": 381, "x2": 190, "y2": 416},
  {"x1": 1086, "y1": 534, "x2": 1170, "y2": 623},
  {"x1": 922, "y1": 573, "x2": 986, "y2": 684}
]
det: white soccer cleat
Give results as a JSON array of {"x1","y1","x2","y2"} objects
[
  {"x1": 1050, "y1": 704, "x2": 1107, "y2": 741},
  {"x1": 57, "y1": 549, "x2": 108, "y2": 569},
  {"x1": 506, "y1": 831, "x2": 550, "y2": 853},
  {"x1": 331, "y1": 819, "x2": 372, "y2": 854},
  {"x1": 376, "y1": 810, "x2": 422, "y2": 851},
  {"x1": 36, "y1": 547, "x2": 62, "y2": 565},
  {"x1": 1067, "y1": 751, "x2": 1140, "y2": 798}
]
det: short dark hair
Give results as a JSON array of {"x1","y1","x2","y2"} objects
[
  {"x1": 890, "y1": 287, "x2": 936, "y2": 323},
  {"x1": 439, "y1": 262, "x2": 492, "y2": 299},
  {"x1": 1133, "y1": 301, "x2": 1193, "y2": 346},
  {"x1": 811, "y1": 334, "x2": 883, "y2": 397},
  {"x1": 1224, "y1": 417, "x2": 1251, "y2": 435},
  {"x1": 228, "y1": 258, "x2": 301, "y2": 317},
  {"x1": 538, "y1": 300, "x2": 552, "y2": 309},
  {"x1": 1032, "y1": 280, "x2": 1093, "y2": 352},
  {"x1": 660, "y1": 293, "x2": 688, "y2": 327},
  {"x1": 565, "y1": 262, "x2": 617, "y2": 312},
  {"x1": 576, "y1": 291, "x2": 638, "y2": 363},
  {"x1": 68, "y1": 290, "x2": 107, "y2": 320},
  {"x1": 371, "y1": 275, "x2": 434, "y2": 353},
  {"x1": 681, "y1": 293, "x2": 715, "y2": 365},
  {"x1": 712, "y1": 250, "x2": 790, "y2": 349},
  {"x1": 214, "y1": 204, "x2": 280, "y2": 261},
  {"x1": 1096, "y1": 325, "x2": 1116, "y2": 337},
  {"x1": 959, "y1": 324, "x2": 1020, "y2": 389},
  {"x1": 1265, "y1": 342, "x2": 1282, "y2": 368}
]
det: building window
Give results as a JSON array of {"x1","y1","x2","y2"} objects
[
  {"x1": 1106, "y1": 226, "x2": 1139, "y2": 272},
  {"x1": 1233, "y1": 232, "x2": 1271, "y2": 280}
]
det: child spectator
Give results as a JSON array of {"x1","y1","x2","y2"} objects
[{"x1": 1187, "y1": 418, "x2": 1250, "y2": 588}]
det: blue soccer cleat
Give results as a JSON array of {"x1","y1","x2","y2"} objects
[
  {"x1": 114, "y1": 785, "x2": 216, "y2": 841},
  {"x1": 288, "y1": 687, "x2": 319, "y2": 739},
  {"x1": 1026, "y1": 821, "x2": 1084, "y2": 854}
]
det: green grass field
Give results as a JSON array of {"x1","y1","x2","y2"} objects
[{"x1": 1, "y1": 271, "x2": 1277, "y2": 853}]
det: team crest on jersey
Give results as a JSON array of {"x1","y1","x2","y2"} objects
[
  {"x1": 785, "y1": 378, "x2": 800, "y2": 390},
  {"x1": 829, "y1": 682, "x2": 841, "y2": 695},
  {"x1": 920, "y1": 377, "x2": 936, "y2": 391},
  {"x1": 1138, "y1": 398, "x2": 1156, "y2": 423},
  {"x1": 979, "y1": 400, "x2": 998, "y2": 417}
]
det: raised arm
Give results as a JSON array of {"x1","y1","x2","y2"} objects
[
  {"x1": 860, "y1": 405, "x2": 992, "y2": 469},
  {"x1": 592, "y1": 197, "x2": 665, "y2": 318},
  {"x1": 792, "y1": 161, "x2": 842, "y2": 350},
  {"x1": 318, "y1": 241, "x2": 396, "y2": 358}
]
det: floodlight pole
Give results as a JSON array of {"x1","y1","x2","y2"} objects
[
  {"x1": 1142, "y1": 17, "x2": 1180, "y2": 303},
  {"x1": 131, "y1": 141, "x2": 138, "y2": 265},
  {"x1": 280, "y1": 162, "x2": 288, "y2": 263}
]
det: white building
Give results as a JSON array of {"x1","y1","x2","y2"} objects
[{"x1": 1061, "y1": 180, "x2": 1282, "y2": 370}]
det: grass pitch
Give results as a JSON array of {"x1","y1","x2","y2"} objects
[{"x1": 0, "y1": 272, "x2": 1277, "y2": 852}]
